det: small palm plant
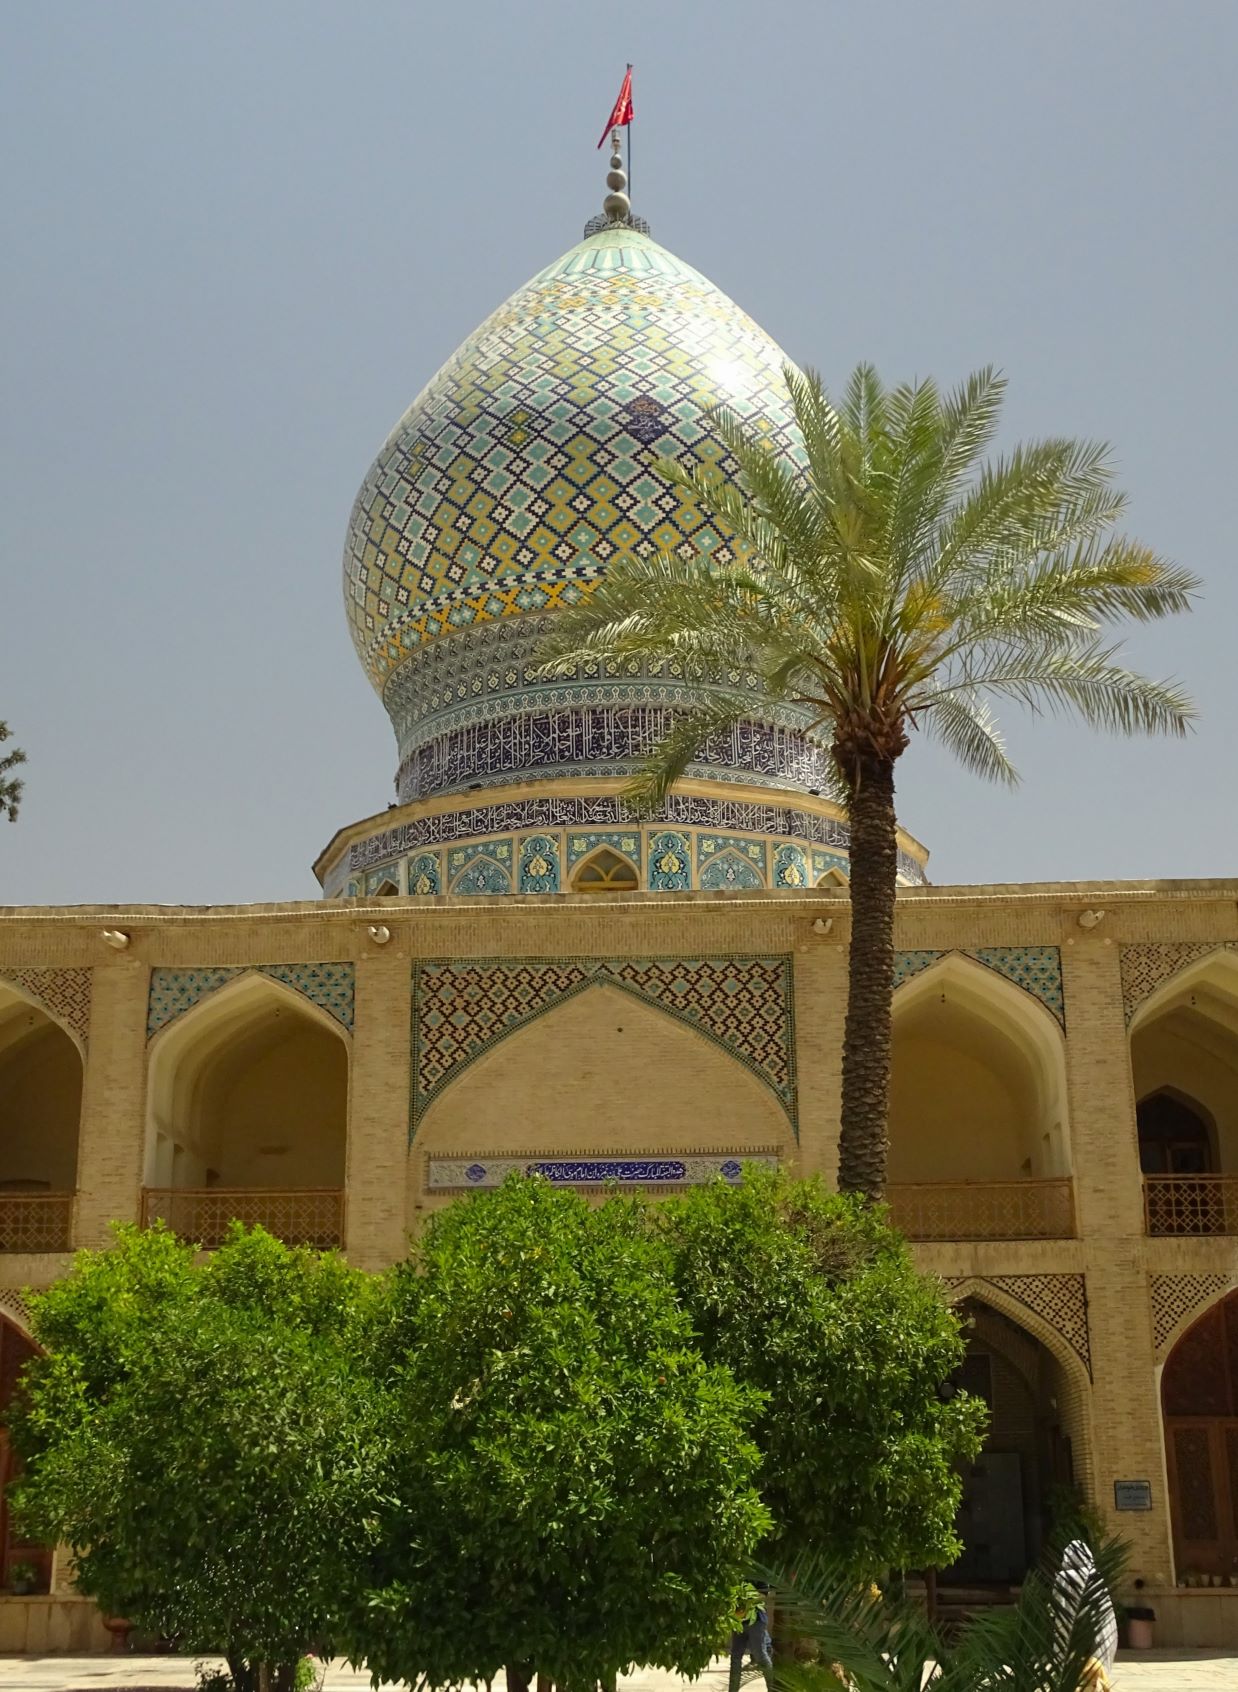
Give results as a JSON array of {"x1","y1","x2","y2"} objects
[
  {"x1": 763, "y1": 1538, "x2": 1127, "y2": 1690},
  {"x1": 540, "y1": 366, "x2": 1198, "y2": 1196}
]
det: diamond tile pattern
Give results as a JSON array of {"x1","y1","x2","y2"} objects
[
  {"x1": 344, "y1": 227, "x2": 801, "y2": 692},
  {"x1": 893, "y1": 947, "x2": 1065, "y2": 1026},
  {"x1": 1119, "y1": 941, "x2": 1238, "y2": 1024},
  {"x1": 147, "y1": 964, "x2": 355, "y2": 1037},
  {"x1": 412, "y1": 955, "x2": 796, "y2": 1131}
]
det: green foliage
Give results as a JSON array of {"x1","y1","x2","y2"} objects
[
  {"x1": 12, "y1": 1225, "x2": 384, "y2": 1691},
  {"x1": 344, "y1": 1176, "x2": 770, "y2": 1692},
  {"x1": 0, "y1": 721, "x2": 26, "y2": 823},
  {"x1": 655, "y1": 1168, "x2": 985, "y2": 1573},
  {"x1": 540, "y1": 363, "x2": 1197, "y2": 809},
  {"x1": 767, "y1": 1546, "x2": 1124, "y2": 1691}
]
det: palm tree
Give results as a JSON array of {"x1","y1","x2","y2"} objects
[
  {"x1": 0, "y1": 721, "x2": 25, "y2": 822},
  {"x1": 540, "y1": 366, "x2": 1197, "y2": 1198}
]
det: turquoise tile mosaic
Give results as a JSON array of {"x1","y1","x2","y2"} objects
[
  {"x1": 147, "y1": 964, "x2": 355, "y2": 1037},
  {"x1": 892, "y1": 948, "x2": 1064, "y2": 1027}
]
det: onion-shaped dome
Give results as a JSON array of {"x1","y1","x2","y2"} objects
[{"x1": 321, "y1": 193, "x2": 929, "y2": 897}]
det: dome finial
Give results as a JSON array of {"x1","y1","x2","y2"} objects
[{"x1": 602, "y1": 129, "x2": 630, "y2": 222}]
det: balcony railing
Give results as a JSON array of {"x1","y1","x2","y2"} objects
[
  {"x1": 141, "y1": 1188, "x2": 345, "y2": 1251},
  {"x1": 0, "y1": 1193, "x2": 74, "y2": 1253},
  {"x1": 1144, "y1": 1175, "x2": 1238, "y2": 1236},
  {"x1": 887, "y1": 1179, "x2": 1076, "y2": 1241}
]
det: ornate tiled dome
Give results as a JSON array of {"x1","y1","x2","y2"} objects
[{"x1": 322, "y1": 199, "x2": 929, "y2": 897}]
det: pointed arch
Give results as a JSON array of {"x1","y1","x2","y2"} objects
[
  {"x1": 890, "y1": 952, "x2": 1071, "y2": 1184},
  {"x1": 946, "y1": 1277, "x2": 1095, "y2": 1504},
  {"x1": 570, "y1": 846, "x2": 640, "y2": 894},
  {"x1": 414, "y1": 983, "x2": 793, "y2": 1208},
  {"x1": 1130, "y1": 950, "x2": 1238, "y2": 1180},
  {"x1": 0, "y1": 983, "x2": 83, "y2": 1216},
  {"x1": 1161, "y1": 1288, "x2": 1238, "y2": 1577},
  {"x1": 145, "y1": 970, "x2": 350, "y2": 1192},
  {"x1": 699, "y1": 848, "x2": 764, "y2": 892},
  {"x1": 0, "y1": 974, "x2": 87, "y2": 1058},
  {"x1": 815, "y1": 868, "x2": 848, "y2": 889}
]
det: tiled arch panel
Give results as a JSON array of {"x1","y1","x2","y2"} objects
[
  {"x1": 1150, "y1": 1272, "x2": 1235, "y2": 1356},
  {"x1": 894, "y1": 947, "x2": 1065, "y2": 1028},
  {"x1": 146, "y1": 964, "x2": 355, "y2": 1037},
  {"x1": 0, "y1": 967, "x2": 92, "y2": 1047},
  {"x1": 412, "y1": 955, "x2": 795, "y2": 1136},
  {"x1": 944, "y1": 1272, "x2": 1091, "y2": 1376},
  {"x1": 1120, "y1": 941, "x2": 1238, "y2": 1024}
]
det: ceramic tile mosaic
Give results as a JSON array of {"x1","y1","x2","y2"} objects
[
  {"x1": 0, "y1": 967, "x2": 92, "y2": 1046},
  {"x1": 518, "y1": 834, "x2": 561, "y2": 893},
  {"x1": 412, "y1": 955, "x2": 796, "y2": 1132},
  {"x1": 147, "y1": 964, "x2": 355, "y2": 1037},
  {"x1": 773, "y1": 843, "x2": 810, "y2": 888},
  {"x1": 426, "y1": 1153, "x2": 780, "y2": 1190},
  {"x1": 567, "y1": 829, "x2": 642, "y2": 867},
  {"x1": 397, "y1": 703, "x2": 833, "y2": 804},
  {"x1": 892, "y1": 947, "x2": 1065, "y2": 1026},
  {"x1": 408, "y1": 852, "x2": 442, "y2": 896},
  {"x1": 648, "y1": 831, "x2": 692, "y2": 891},
  {"x1": 344, "y1": 227, "x2": 801, "y2": 690}
]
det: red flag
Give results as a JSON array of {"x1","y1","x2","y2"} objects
[{"x1": 597, "y1": 66, "x2": 633, "y2": 148}]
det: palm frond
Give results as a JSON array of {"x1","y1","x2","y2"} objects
[
  {"x1": 915, "y1": 689, "x2": 1019, "y2": 786},
  {"x1": 951, "y1": 642, "x2": 1196, "y2": 737}
]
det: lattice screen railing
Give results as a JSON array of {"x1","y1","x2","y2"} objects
[
  {"x1": 0, "y1": 1195, "x2": 73, "y2": 1253},
  {"x1": 141, "y1": 1188, "x2": 345, "y2": 1250},
  {"x1": 1144, "y1": 1176, "x2": 1238, "y2": 1237},
  {"x1": 888, "y1": 1180, "x2": 1076, "y2": 1241}
]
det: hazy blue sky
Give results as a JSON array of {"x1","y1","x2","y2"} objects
[{"x1": 3, "y1": 2, "x2": 1235, "y2": 904}]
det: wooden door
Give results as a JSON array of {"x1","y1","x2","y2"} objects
[{"x1": 1165, "y1": 1417, "x2": 1238, "y2": 1577}]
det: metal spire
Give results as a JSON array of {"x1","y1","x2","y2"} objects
[{"x1": 583, "y1": 132, "x2": 650, "y2": 237}]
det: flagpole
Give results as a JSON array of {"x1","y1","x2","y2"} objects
[{"x1": 625, "y1": 63, "x2": 632, "y2": 201}]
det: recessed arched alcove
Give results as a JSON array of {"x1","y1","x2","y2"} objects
[
  {"x1": 413, "y1": 982, "x2": 790, "y2": 1211},
  {"x1": 0, "y1": 985, "x2": 81, "y2": 1251},
  {"x1": 144, "y1": 974, "x2": 349, "y2": 1247},
  {"x1": 1162, "y1": 1289, "x2": 1238, "y2": 1578},
  {"x1": 570, "y1": 848, "x2": 640, "y2": 894},
  {"x1": 888, "y1": 956, "x2": 1072, "y2": 1239},
  {"x1": 946, "y1": 1294, "x2": 1090, "y2": 1587}
]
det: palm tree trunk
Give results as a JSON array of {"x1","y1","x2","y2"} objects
[{"x1": 837, "y1": 753, "x2": 899, "y2": 1199}]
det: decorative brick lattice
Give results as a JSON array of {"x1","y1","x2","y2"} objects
[
  {"x1": 147, "y1": 964, "x2": 355, "y2": 1037},
  {"x1": 0, "y1": 1289, "x2": 34, "y2": 1334},
  {"x1": 892, "y1": 947, "x2": 1065, "y2": 1027},
  {"x1": 1119, "y1": 942, "x2": 1238, "y2": 1024},
  {"x1": 1150, "y1": 1272, "x2": 1233, "y2": 1354},
  {"x1": 0, "y1": 967, "x2": 92, "y2": 1046},
  {"x1": 944, "y1": 1272, "x2": 1091, "y2": 1375},
  {"x1": 412, "y1": 956, "x2": 796, "y2": 1132}
]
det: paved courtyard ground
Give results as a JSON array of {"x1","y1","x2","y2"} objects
[{"x1": 0, "y1": 1653, "x2": 1231, "y2": 1691}]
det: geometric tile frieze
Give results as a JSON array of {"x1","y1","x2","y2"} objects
[
  {"x1": 944, "y1": 1271, "x2": 1091, "y2": 1376},
  {"x1": 0, "y1": 967, "x2": 93, "y2": 1046},
  {"x1": 894, "y1": 947, "x2": 1065, "y2": 1027},
  {"x1": 411, "y1": 955, "x2": 796, "y2": 1134},
  {"x1": 1120, "y1": 941, "x2": 1238, "y2": 1024},
  {"x1": 147, "y1": 963, "x2": 355, "y2": 1037},
  {"x1": 1150, "y1": 1272, "x2": 1234, "y2": 1354}
]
